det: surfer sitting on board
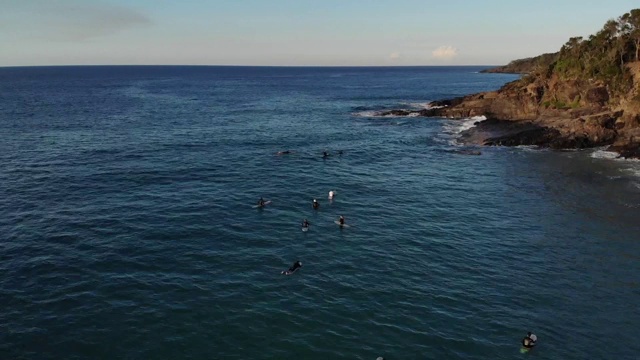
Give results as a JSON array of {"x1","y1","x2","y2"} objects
[
  {"x1": 257, "y1": 197, "x2": 266, "y2": 207},
  {"x1": 313, "y1": 199, "x2": 319, "y2": 210},
  {"x1": 282, "y1": 261, "x2": 302, "y2": 275},
  {"x1": 522, "y1": 332, "x2": 537, "y2": 348},
  {"x1": 338, "y1": 215, "x2": 345, "y2": 226},
  {"x1": 302, "y1": 219, "x2": 310, "y2": 228},
  {"x1": 527, "y1": 332, "x2": 537, "y2": 345}
]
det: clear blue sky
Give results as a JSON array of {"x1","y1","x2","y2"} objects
[{"x1": 1, "y1": 0, "x2": 638, "y2": 66}]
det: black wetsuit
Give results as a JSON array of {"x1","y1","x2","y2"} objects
[
  {"x1": 339, "y1": 217, "x2": 345, "y2": 225},
  {"x1": 302, "y1": 221, "x2": 310, "y2": 228},
  {"x1": 288, "y1": 261, "x2": 302, "y2": 272},
  {"x1": 313, "y1": 202, "x2": 319, "y2": 209}
]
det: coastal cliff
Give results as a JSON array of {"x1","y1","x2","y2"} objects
[
  {"x1": 479, "y1": 52, "x2": 558, "y2": 74},
  {"x1": 390, "y1": 9, "x2": 640, "y2": 158}
]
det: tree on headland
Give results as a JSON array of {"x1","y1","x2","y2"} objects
[
  {"x1": 551, "y1": 9, "x2": 640, "y2": 93},
  {"x1": 485, "y1": 9, "x2": 640, "y2": 81},
  {"x1": 620, "y1": 9, "x2": 640, "y2": 61}
]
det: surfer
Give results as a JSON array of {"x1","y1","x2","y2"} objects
[
  {"x1": 522, "y1": 332, "x2": 537, "y2": 349},
  {"x1": 282, "y1": 260, "x2": 302, "y2": 275},
  {"x1": 328, "y1": 190, "x2": 335, "y2": 200},
  {"x1": 257, "y1": 197, "x2": 265, "y2": 207},
  {"x1": 302, "y1": 219, "x2": 310, "y2": 228},
  {"x1": 313, "y1": 199, "x2": 319, "y2": 210},
  {"x1": 276, "y1": 150, "x2": 292, "y2": 155},
  {"x1": 322, "y1": 151, "x2": 330, "y2": 158},
  {"x1": 338, "y1": 215, "x2": 345, "y2": 226},
  {"x1": 527, "y1": 332, "x2": 537, "y2": 344}
]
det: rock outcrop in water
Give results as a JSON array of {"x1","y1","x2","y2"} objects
[{"x1": 384, "y1": 9, "x2": 640, "y2": 159}]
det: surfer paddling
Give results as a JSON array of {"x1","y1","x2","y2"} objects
[{"x1": 281, "y1": 261, "x2": 302, "y2": 275}]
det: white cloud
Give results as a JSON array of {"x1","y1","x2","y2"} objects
[
  {"x1": 432, "y1": 46, "x2": 458, "y2": 60},
  {"x1": 389, "y1": 52, "x2": 400, "y2": 60}
]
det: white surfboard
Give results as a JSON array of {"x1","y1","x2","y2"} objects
[
  {"x1": 334, "y1": 220, "x2": 350, "y2": 228},
  {"x1": 252, "y1": 200, "x2": 272, "y2": 208}
]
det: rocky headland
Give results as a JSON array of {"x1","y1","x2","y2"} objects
[{"x1": 384, "y1": 9, "x2": 640, "y2": 159}]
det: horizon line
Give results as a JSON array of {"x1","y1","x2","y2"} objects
[{"x1": 0, "y1": 64, "x2": 503, "y2": 69}]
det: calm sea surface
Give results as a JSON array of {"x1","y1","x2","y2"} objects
[{"x1": 1, "y1": 66, "x2": 639, "y2": 359}]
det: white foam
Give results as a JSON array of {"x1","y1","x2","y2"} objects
[
  {"x1": 460, "y1": 116, "x2": 486, "y2": 132},
  {"x1": 624, "y1": 168, "x2": 640, "y2": 182},
  {"x1": 590, "y1": 148, "x2": 640, "y2": 183},
  {"x1": 442, "y1": 115, "x2": 486, "y2": 135},
  {"x1": 404, "y1": 102, "x2": 438, "y2": 109},
  {"x1": 515, "y1": 145, "x2": 542, "y2": 152},
  {"x1": 352, "y1": 110, "x2": 420, "y2": 118},
  {"x1": 591, "y1": 148, "x2": 640, "y2": 162},
  {"x1": 591, "y1": 149, "x2": 619, "y2": 160},
  {"x1": 397, "y1": 101, "x2": 448, "y2": 110},
  {"x1": 352, "y1": 110, "x2": 381, "y2": 117}
]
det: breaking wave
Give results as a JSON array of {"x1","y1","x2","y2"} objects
[{"x1": 442, "y1": 115, "x2": 487, "y2": 135}]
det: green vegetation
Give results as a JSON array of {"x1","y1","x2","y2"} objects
[
  {"x1": 553, "y1": 9, "x2": 640, "y2": 93},
  {"x1": 490, "y1": 9, "x2": 640, "y2": 99}
]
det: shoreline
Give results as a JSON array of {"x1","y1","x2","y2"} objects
[{"x1": 374, "y1": 106, "x2": 640, "y2": 159}]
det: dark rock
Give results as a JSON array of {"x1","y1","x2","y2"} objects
[
  {"x1": 457, "y1": 119, "x2": 538, "y2": 145},
  {"x1": 379, "y1": 109, "x2": 415, "y2": 117},
  {"x1": 609, "y1": 143, "x2": 640, "y2": 159},
  {"x1": 483, "y1": 127, "x2": 559, "y2": 147},
  {"x1": 585, "y1": 87, "x2": 609, "y2": 105}
]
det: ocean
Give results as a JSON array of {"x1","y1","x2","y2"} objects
[{"x1": 1, "y1": 66, "x2": 639, "y2": 359}]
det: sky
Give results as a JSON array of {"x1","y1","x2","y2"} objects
[{"x1": 1, "y1": 0, "x2": 639, "y2": 67}]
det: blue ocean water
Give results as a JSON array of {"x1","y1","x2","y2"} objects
[{"x1": 1, "y1": 66, "x2": 639, "y2": 360}]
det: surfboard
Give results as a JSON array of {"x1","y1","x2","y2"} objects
[
  {"x1": 281, "y1": 267, "x2": 300, "y2": 275},
  {"x1": 252, "y1": 200, "x2": 271, "y2": 208},
  {"x1": 334, "y1": 220, "x2": 349, "y2": 228},
  {"x1": 302, "y1": 226, "x2": 309, "y2": 232}
]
